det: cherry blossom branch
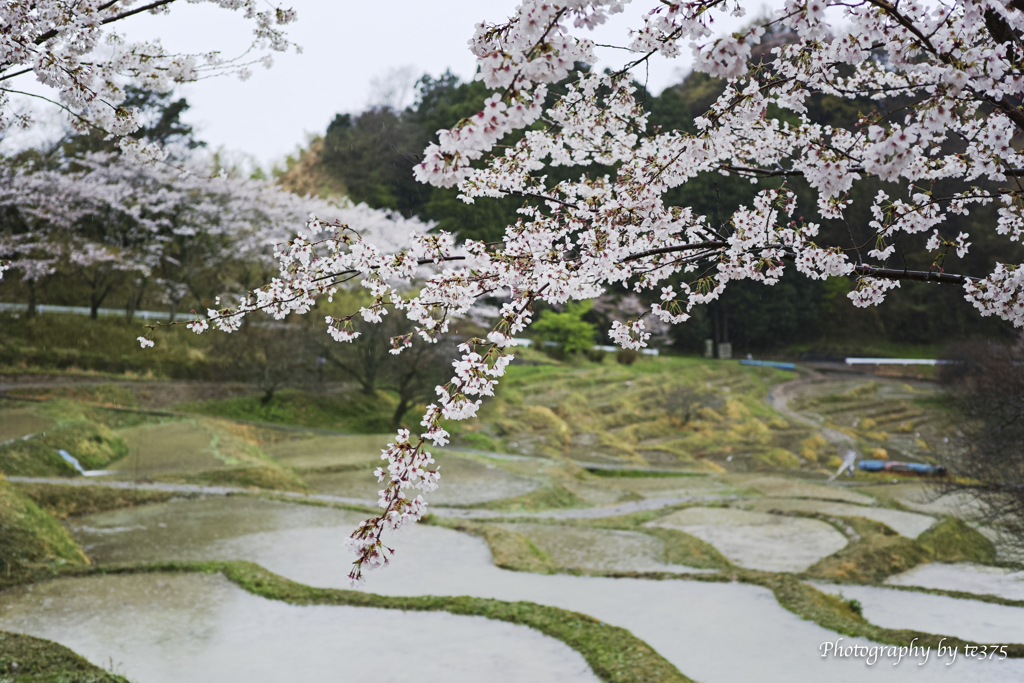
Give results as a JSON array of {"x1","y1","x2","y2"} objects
[{"x1": 851, "y1": 264, "x2": 979, "y2": 286}]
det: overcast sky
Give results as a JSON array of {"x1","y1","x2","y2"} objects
[{"x1": 6, "y1": 0, "x2": 779, "y2": 167}]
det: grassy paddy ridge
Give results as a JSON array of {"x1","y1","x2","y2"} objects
[{"x1": 0, "y1": 630, "x2": 129, "y2": 683}]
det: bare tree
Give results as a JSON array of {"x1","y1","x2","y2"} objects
[
  {"x1": 940, "y1": 341, "x2": 1024, "y2": 555},
  {"x1": 306, "y1": 301, "x2": 453, "y2": 428},
  {"x1": 211, "y1": 320, "x2": 319, "y2": 405}
]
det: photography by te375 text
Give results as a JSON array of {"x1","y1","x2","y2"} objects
[{"x1": 820, "y1": 638, "x2": 1010, "y2": 666}]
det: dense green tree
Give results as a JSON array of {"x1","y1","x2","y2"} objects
[{"x1": 533, "y1": 301, "x2": 598, "y2": 355}]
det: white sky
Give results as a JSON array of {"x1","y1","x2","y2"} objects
[{"x1": 4, "y1": 0, "x2": 780, "y2": 167}]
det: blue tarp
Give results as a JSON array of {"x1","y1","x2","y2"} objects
[
  {"x1": 740, "y1": 359, "x2": 796, "y2": 370},
  {"x1": 857, "y1": 460, "x2": 946, "y2": 475}
]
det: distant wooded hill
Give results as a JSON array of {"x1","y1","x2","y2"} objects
[{"x1": 274, "y1": 65, "x2": 1021, "y2": 355}]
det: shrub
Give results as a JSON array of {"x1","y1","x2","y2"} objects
[{"x1": 532, "y1": 302, "x2": 597, "y2": 355}]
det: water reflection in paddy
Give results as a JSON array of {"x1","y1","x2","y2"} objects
[
  {"x1": 67, "y1": 497, "x2": 1024, "y2": 682},
  {"x1": 0, "y1": 573, "x2": 600, "y2": 683}
]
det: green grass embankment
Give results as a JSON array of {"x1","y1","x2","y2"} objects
[
  {"x1": 0, "y1": 630, "x2": 129, "y2": 683},
  {"x1": 0, "y1": 477, "x2": 88, "y2": 587},
  {"x1": 0, "y1": 400, "x2": 132, "y2": 477},
  {"x1": 0, "y1": 312, "x2": 215, "y2": 379},
  {"x1": 469, "y1": 483, "x2": 587, "y2": 512},
  {"x1": 13, "y1": 483, "x2": 179, "y2": 519},
  {"x1": 803, "y1": 516, "x2": 995, "y2": 584},
  {"x1": 156, "y1": 465, "x2": 310, "y2": 493}
]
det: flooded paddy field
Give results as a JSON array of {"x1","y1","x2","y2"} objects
[
  {"x1": 0, "y1": 573, "x2": 600, "y2": 683},
  {"x1": 648, "y1": 507, "x2": 849, "y2": 572},
  {"x1": 742, "y1": 498, "x2": 937, "y2": 538},
  {"x1": 301, "y1": 451, "x2": 542, "y2": 505},
  {"x1": 262, "y1": 433, "x2": 392, "y2": 469}
]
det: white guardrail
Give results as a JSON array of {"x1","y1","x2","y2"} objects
[
  {"x1": 844, "y1": 358, "x2": 957, "y2": 366},
  {"x1": 0, "y1": 302, "x2": 195, "y2": 321},
  {"x1": 511, "y1": 338, "x2": 659, "y2": 355}
]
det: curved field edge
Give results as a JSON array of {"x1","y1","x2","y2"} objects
[
  {"x1": 876, "y1": 583, "x2": 1024, "y2": 609},
  {"x1": 8, "y1": 561, "x2": 694, "y2": 683}
]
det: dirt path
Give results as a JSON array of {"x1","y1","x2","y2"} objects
[{"x1": 768, "y1": 374, "x2": 855, "y2": 448}]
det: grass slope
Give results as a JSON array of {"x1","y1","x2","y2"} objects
[
  {"x1": 13, "y1": 483, "x2": 179, "y2": 520},
  {"x1": 804, "y1": 516, "x2": 996, "y2": 584},
  {"x1": 0, "y1": 401, "x2": 132, "y2": 477},
  {"x1": 0, "y1": 312, "x2": 216, "y2": 379},
  {"x1": 178, "y1": 388, "x2": 399, "y2": 433},
  {"x1": 471, "y1": 483, "x2": 586, "y2": 512},
  {"x1": 0, "y1": 631, "x2": 129, "y2": 683},
  {"x1": 0, "y1": 477, "x2": 88, "y2": 587},
  {"x1": 158, "y1": 465, "x2": 310, "y2": 493}
]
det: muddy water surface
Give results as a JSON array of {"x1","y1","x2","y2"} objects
[
  {"x1": 65, "y1": 497, "x2": 1024, "y2": 683},
  {"x1": 0, "y1": 573, "x2": 600, "y2": 683}
]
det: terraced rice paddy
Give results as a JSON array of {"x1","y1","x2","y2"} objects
[
  {"x1": 2, "y1": 364, "x2": 1021, "y2": 683},
  {"x1": 0, "y1": 406, "x2": 52, "y2": 442},
  {"x1": 302, "y1": 451, "x2": 542, "y2": 505},
  {"x1": 52, "y1": 495, "x2": 1024, "y2": 683}
]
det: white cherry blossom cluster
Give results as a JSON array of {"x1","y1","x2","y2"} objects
[
  {"x1": 965, "y1": 264, "x2": 1024, "y2": 324},
  {"x1": 1, "y1": 0, "x2": 297, "y2": 156}
]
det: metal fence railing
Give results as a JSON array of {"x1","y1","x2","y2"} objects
[{"x1": 0, "y1": 302, "x2": 195, "y2": 321}]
